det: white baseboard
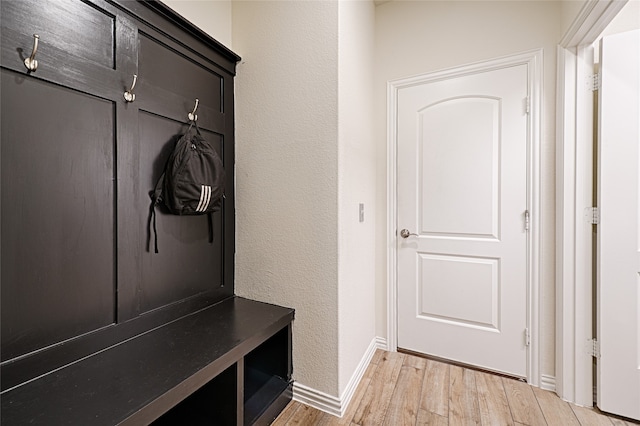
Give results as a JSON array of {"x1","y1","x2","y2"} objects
[
  {"x1": 540, "y1": 374, "x2": 556, "y2": 392},
  {"x1": 292, "y1": 382, "x2": 342, "y2": 417},
  {"x1": 292, "y1": 336, "x2": 384, "y2": 417},
  {"x1": 375, "y1": 336, "x2": 388, "y2": 351}
]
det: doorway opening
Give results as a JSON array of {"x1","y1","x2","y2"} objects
[{"x1": 556, "y1": 0, "x2": 639, "y2": 416}]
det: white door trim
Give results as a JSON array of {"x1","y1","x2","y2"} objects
[
  {"x1": 387, "y1": 49, "x2": 543, "y2": 385},
  {"x1": 555, "y1": 0, "x2": 627, "y2": 406}
]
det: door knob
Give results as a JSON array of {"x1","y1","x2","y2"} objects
[{"x1": 400, "y1": 229, "x2": 418, "y2": 238}]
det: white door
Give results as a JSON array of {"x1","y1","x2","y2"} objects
[
  {"x1": 597, "y1": 29, "x2": 640, "y2": 421},
  {"x1": 397, "y1": 62, "x2": 529, "y2": 378}
]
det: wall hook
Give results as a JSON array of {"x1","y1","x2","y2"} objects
[
  {"x1": 123, "y1": 74, "x2": 137, "y2": 103},
  {"x1": 188, "y1": 98, "x2": 199, "y2": 122},
  {"x1": 24, "y1": 34, "x2": 40, "y2": 72}
]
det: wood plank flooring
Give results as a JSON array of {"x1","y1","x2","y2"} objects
[{"x1": 273, "y1": 350, "x2": 639, "y2": 426}]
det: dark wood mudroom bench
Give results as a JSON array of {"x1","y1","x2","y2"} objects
[
  {"x1": 1, "y1": 297, "x2": 294, "y2": 425},
  {"x1": 1, "y1": 0, "x2": 294, "y2": 424}
]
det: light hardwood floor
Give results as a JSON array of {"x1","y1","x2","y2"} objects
[{"x1": 272, "y1": 350, "x2": 639, "y2": 426}]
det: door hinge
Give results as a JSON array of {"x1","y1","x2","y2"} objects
[
  {"x1": 524, "y1": 210, "x2": 530, "y2": 231},
  {"x1": 525, "y1": 96, "x2": 530, "y2": 114},
  {"x1": 585, "y1": 207, "x2": 600, "y2": 224},
  {"x1": 587, "y1": 338, "x2": 601, "y2": 358},
  {"x1": 589, "y1": 73, "x2": 600, "y2": 91},
  {"x1": 525, "y1": 328, "x2": 531, "y2": 347}
]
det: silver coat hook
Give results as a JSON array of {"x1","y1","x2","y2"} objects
[
  {"x1": 24, "y1": 34, "x2": 40, "y2": 72},
  {"x1": 188, "y1": 98, "x2": 199, "y2": 122},
  {"x1": 123, "y1": 74, "x2": 137, "y2": 103}
]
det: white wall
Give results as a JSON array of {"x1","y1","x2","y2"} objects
[
  {"x1": 232, "y1": 0, "x2": 341, "y2": 396},
  {"x1": 337, "y1": 0, "x2": 377, "y2": 395},
  {"x1": 374, "y1": 0, "x2": 563, "y2": 380},
  {"x1": 161, "y1": 0, "x2": 232, "y2": 48}
]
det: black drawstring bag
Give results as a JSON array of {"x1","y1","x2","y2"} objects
[{"x1": 149, "y1": 122, "x2": 225, "y2": 253}]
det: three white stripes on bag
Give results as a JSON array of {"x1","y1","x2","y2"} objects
[{"x1": 196, "y1": 185, "x2": 212, "y2": 212}]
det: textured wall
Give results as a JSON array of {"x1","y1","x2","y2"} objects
[
  {"x1": 169, "y1": 0, "x2": 378, "y2": 399},
  {"x1": 337, "y1": 0, "x2": 377, "y2": 395},
  {"x1": 232, "y1": 1, "x2": 341, "y2": 396},
  {"x1": 160, "y1": 0, "x2": 232, "y2": 48},
  {"x1": 373, "y1": 0, "x2": 563, "y2": 380}
]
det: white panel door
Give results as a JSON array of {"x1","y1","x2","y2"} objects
[
  {"x1": 397, "y1": 63, "x2": 529, "y2": 377},
  {"x1": 597, "y1": 29, "x2": 640, "y2": 421}
]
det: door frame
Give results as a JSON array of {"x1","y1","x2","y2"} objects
[
  {"x1": 386, "y1": 49, "x2": 543, "y2": 385},
  {"x1": 555, "y1": 0, "x2": 627, "y2": 407}
]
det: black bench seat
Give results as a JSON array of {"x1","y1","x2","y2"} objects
[{"x1": 1, "y1": 296, "x2": 294, "y2": 425}]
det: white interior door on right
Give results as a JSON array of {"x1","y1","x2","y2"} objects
[
  {"x1": 396, "y1": 60, "x2": 530, "y2": 378},
  {"x1": 597, "y1": 29, "x2": 640, "y2": 422}
]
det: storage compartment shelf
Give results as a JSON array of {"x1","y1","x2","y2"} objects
[
  {"x1": 152, "y1": 363, "x2": 239, "y2": 425},
  {"x1": 244, "y1": 374, "x2": 291, "y2": 425}
]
